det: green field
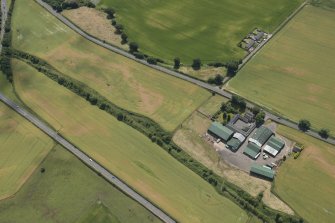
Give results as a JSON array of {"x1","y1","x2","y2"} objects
[
  {"x1": 0, "y1": 101, "x2": 53, "y2": 199},
  {"x1": 11, "y1": 0, "x2": 210, "y2": 131},
  {"x1": 12, "y1": 59, "x2": 248, "y2": 223},
  {"x1": 274, "y1": 125, "x2": 335, "y2": 223},
  {"x1": 228, "y1": 6, "x2": 335, "y2": 133},
  {"x1": 0, "y1": 145, "x2": 162, "y2": 223},
  {"x1": 99, "y1": 0, "x2": 302, "y2": 64}
]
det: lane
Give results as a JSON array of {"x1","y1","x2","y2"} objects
[{"x1": 0, "y1": 93, "x2": 176, "y2": 223}]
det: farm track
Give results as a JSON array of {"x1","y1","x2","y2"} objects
[{"x1": 34, "y1": 0, "x2": 335, "y2": 146}]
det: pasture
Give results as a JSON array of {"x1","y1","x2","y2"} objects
[
  {"x1": 0, "y1": 101, "x2": 53, "y2": 199},
  {"x1": 0, "y1": 145, "x2": 162, "y2": 223},
  {"x1": 11, "y1": 0, "x2": 210, "y2": 131},
  {"x1": 12, "y1": 59, "x2": 248, "y2": 223},
  {"x1": 274, "y1": 125, "x2": 335, "y2": 223},
  {"x1": 227, "y1": 6, "x2": 335, "y2": 133},
  {"x1": 98, "y1": 0, "x2": 302, "y2": 64}
]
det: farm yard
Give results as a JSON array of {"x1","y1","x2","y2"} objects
[
  {"x1": 274, "y1": 125, "x2": 335, "y2": 223},
  {"x1": 11, "y1": 0, "x2": 210, "y2": 132},
  {"x1": 173, "y1": 96, "x2": 293, "y2": 214},
  {"x1": 98, "y1": 0, "x2": 303, "y2": 64},
  {"x1": 0, "y1": 101, "x2": 53, "y2": 200},
  {"x1": 12, "y1": 59, "x2": 248, "y2": 223},
  {"x1": 227, "y1": 5, "x2": 335, "y2": 133},
  {"x1": 0, "y1": 146, "x2": 162, "y2": 223}
]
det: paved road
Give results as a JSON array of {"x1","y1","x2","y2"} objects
[
  {"x1": 0, "y1": 93, "x2": 176, "y2": 223},
  {"x1": 35, "y1": 0, "x2": 335, "y2": 146}
]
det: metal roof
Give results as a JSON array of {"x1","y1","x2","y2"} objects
[
  {"x1": 249, "y1": 126, "x2": 273, "y2": 147},
  {"x1": 264, "y1": 136, "x2": 285, "y2": 157},
  {"x1": 243, "y1": 142, "x2": 261, "y2": 158},
  {"x1": 208, "y1": 122, "x2": 234, "y2": 141},
  {"x1": 227, "y1": 138, "x2": 242, "y2": 151},
  {"x1": 233, "y1": 132, "x2": 245, "y2": 142},
  {"x1": 250, "y1": 164, "x2": 275, "y2": 180}
]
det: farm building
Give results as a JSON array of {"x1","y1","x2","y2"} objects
[
  {"x1": 263, "y1": 136, "x2": 285, "y2": 157},
  {"x1": 249, "y1": 126, "x2": 273, "y2": 147},
  {"x1": 226, "y1": 132, "x2": 245, "y2": 151},
  {"x1": 250, "y1": 164, "x2": 275, "y2": 180},
  {"x1": 208, "y1": 122, "x2": 234, "y2": 142},
  {"x1": 243, "y1": 142, "x2": 261, "y2": 159}
]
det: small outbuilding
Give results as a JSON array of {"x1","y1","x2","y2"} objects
[
  {"x1": 208, "y1": 122, "x2": 234, "y2": 142},
  {"x1": 249, "y1": 126, "x2": 273, "y2": 147},
  {"x1": 250, "y1": 164, "x2": 275, "y2": 180},
  {"x1": 263, "y1": 136, "x2": 285, "y2": 157},
  {"x1": 243, "y1": 142, "x2": 261, "y2": 159}
]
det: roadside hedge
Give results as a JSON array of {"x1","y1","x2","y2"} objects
[{"x1": 12, "y1": 49, "x2": 304, "y2": 223}]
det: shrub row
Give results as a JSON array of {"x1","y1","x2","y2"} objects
[
  {"x1": 42, "y1": 0, "x2": 95, "y2": 12},
  {"x1": 12, "y1": 49, "x2": 304, "y2": 223},
  {"x1": 0, "y1": 0, "x2": 15, "y2": 82}
]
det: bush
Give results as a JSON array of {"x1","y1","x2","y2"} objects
[
  {"x1": 319, "y1": 128, "x2": 330, "y2": 139},
  {"x1": 133, "y1": 52, "x2": 145, "y2": 59},
  {"x1": 174, "y1": 57, "x2": 180, "y2": 69},
  {"x1": 192, "y1": 58, "x2": 201, "y2": 70},
  {"x1": 147, "y1": 57, "x2": 157, "y2": 65},
  {"x1": 293, "y1": 152, "x2": 300, "y2": 159},
  {"x1": 298, "y1": 119, "x2": 311, "y2": 131},
  {"x1": 129, "y1": 42, "x2": 139, "y2": 53}
]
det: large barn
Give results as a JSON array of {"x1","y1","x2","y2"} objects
[
  {"x1": 249, "y1": 126, "x2": 273, "y2": 147},
  {"x1": 208, "y1": 122, "x2": 234, "y2": 142},
  {"x1": 263, "y1": 136, "x2": 285, "y2": 157}
]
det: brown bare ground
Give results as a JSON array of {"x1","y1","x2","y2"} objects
[
  {"x1": 62, "y1": 7, "x2": 127, "y2": 50},
  {"x1": 179, "y1": 66, "x2": 226, "y2": 81},
  {"x1": 173, "y1": 111, "x2": 294, "y2": 214}
]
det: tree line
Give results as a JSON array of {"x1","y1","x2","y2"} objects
[{"x1": 42, "y1": 0, "x2": 95, "y2": 12}]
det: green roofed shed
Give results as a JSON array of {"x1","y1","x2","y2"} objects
[
  {"x1": 250, "y1": 164, "x2": 275, "y2": 180},
  {"x1": 264, "y1": 136, "x2": 285, "y2": 156},
  {"x1": 249, "y1": 126, "x2": 273, "y2": 147},
  {"x1": 226, "y1": 138, "x2": 242, "y2": 151},
  {"x1": 208, "y1": 122, "x2": 234, "y2": 141},
  {"x1": 243, "y1": 143, "x2": 261, "y2": 159}
]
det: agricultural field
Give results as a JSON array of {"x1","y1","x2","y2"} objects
[
  {"x1": 274, "y1": 125, "x2": 335, "y2": 223},
  {"x1": 62, "y1": 7, "x2": 127, "y2": 50},
  {"x1": 173, "y1": 97, "x2": 293, "y2": 214},
  {"x1": 12, "y1": 59, "x2": 248, "y2": 223},
  {"x1": 12, "y1": 0, "x2": 210, "y2": 131},
  {"x1": 0, "y1": 145, "x2": 162, "y2": 223},
  {"x1": 0, "y1": 100, "x2": 53, "y2": 200},
  {"x1": 98, "y1": 0, "x2": 303, "y2": 64},
  {"x1": 227, "y1": 6, "x2": 335, "y2": 133}
]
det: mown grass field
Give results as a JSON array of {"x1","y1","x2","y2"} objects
[
  {"x1": 12, "y1": 0, "x2": 210, "y2": 131},
  {"x1": 274, "y1": 125, "x2": 335, "y2": 223},
  {"x1": 0, "y1": 100, "x2": 53, "y2": 200},
  {"x1": 228, "y1": 6, "x2": 335, "y2": 133},
  {"x1": 0, "y1": 145, "x2": 162, "y2": 223},
  {"x1": 12, "y1": 60, "x2": 248, "y2": 223},
  {"x1": 98, "y1": 0, "x2": 302, "y2": 64}
]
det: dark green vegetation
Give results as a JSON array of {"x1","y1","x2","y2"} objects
[
  {"x1": 42, "y1": 0, "x2": 94, "y2": 12},
  {"x1": 98, "y1": 0, "x2": 303, "y2": 64},
  {"x1": 0, "y1": 146, "x2": 162, "y2": 223}
]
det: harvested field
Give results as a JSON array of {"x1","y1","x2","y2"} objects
[
  {"x1": 0, "y1": 100, "x2": 53, "y2": 199},
  {"x1": 62, "y1": 7, "x2": 127, "y2": 50},
  {"x1": 12, "y1": 0, "x2": 210, "y2": 131},
  {"x1": 0, "y1": 145, "x2": 162, "y2": 223},
  {"x1": 275, "y1": 125, "x2": 335, "y2": 223},
  {"x1": 13, "y1": 59, "x2": 248, "y2": 223},
  {"x1": 228, "y1": 6, "x2": 335, "y2": 133}
]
